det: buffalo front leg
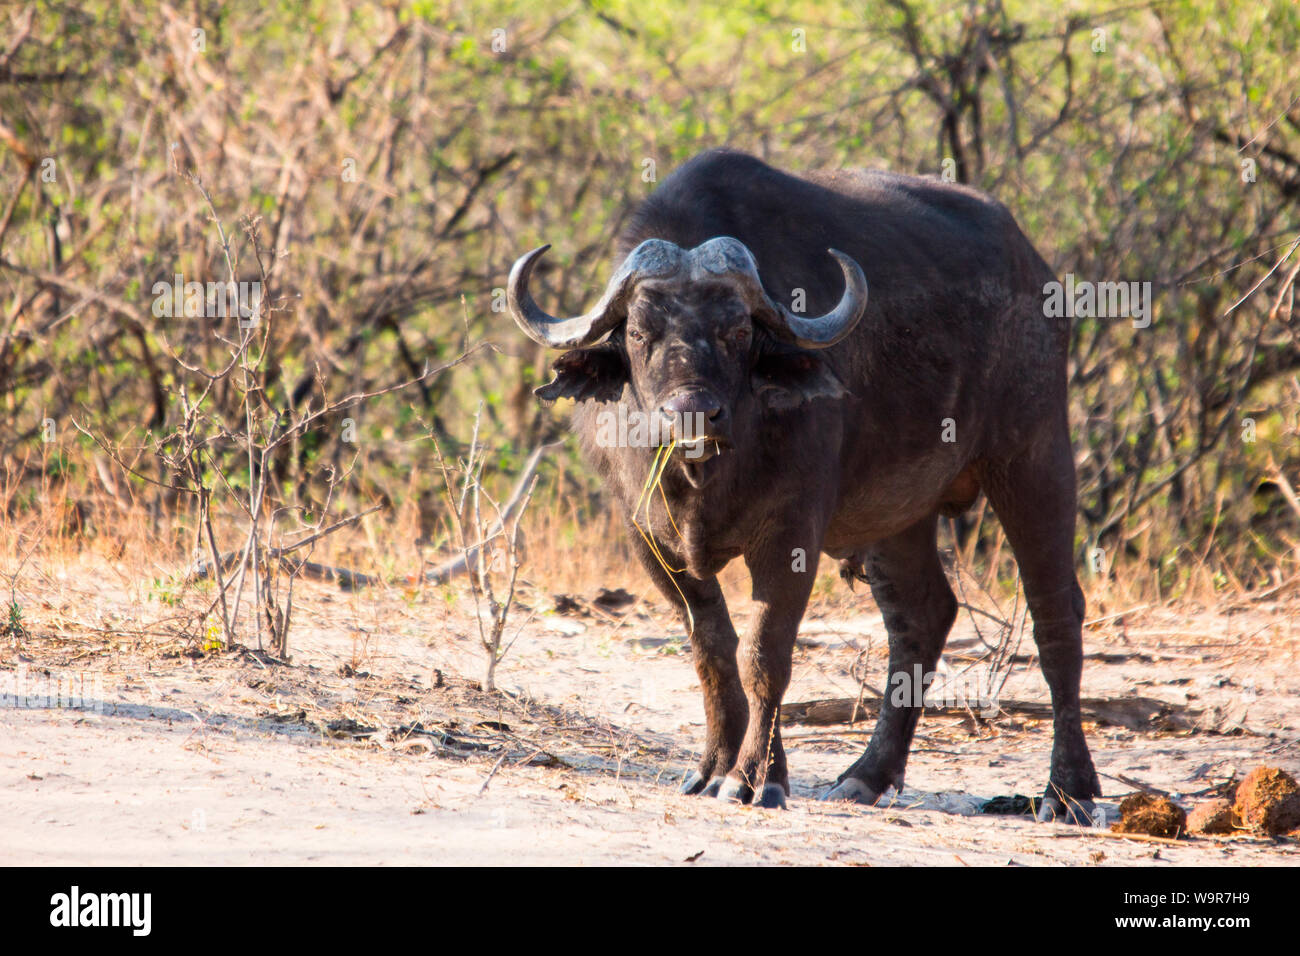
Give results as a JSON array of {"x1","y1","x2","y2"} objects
[
  {"x1": 822, "y1": 515, "x2": 957, "y2": 805},
  {"x1": 714, "y1": 531, "x2": 820, "y2": 810},
  {"x1": 625, "y1": 524, "x2": 747, "y2": 797},
  {"x1": 979, "y1": 430, "x2": 1102, "y2": 824}
]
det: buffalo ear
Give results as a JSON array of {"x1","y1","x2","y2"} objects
[
  {"x1": 535, "y1": 344, "x2": 627, "y2": 403},
  {"x1": 751, "y1": 347, "x2": 849, "y2": 410}
]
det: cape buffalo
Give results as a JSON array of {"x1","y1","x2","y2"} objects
[{"x1": 507, "y1": 148, "x2": 1100, "y2": 821}]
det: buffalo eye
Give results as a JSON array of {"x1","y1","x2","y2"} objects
[{"x1": 627, "y1": 328, "x2": 645, "y2": 345}]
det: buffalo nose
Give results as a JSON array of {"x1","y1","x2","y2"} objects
[
  {"x1": 659, "y1": 391, "x2": 725, "y2": 440},
  {"x1": 660, "y1": 391, "x2": 720, "y2": 420}
]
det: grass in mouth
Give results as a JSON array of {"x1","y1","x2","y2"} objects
[{"x1": 630, "y1": 439, "x2": 694, "y2": 636}]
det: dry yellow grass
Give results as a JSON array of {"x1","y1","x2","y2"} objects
[{"x1": 3, "y1": 451, "x2": 1298, "y2": 663}]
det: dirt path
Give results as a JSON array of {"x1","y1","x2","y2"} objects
[{"x1": 3, "y1": 574, "x2": 1298, "y2": 865}]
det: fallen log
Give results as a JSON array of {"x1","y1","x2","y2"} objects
[
  {"x1": 423, "y1": 440, "x2": 558, "y2": 584},
  {"x1": 188, "y1": 506, "x2": 383, "y2": 590},
  {"x1": 781, "y1": 695, "x2": 1210, "y2": 733},
  {"x1": 187, "y1": 442, "x2": 557, "y2": 591}
]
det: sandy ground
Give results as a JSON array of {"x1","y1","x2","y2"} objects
[{"x1": 3, "y1": 564, "x2": 1299, "y2": 866}]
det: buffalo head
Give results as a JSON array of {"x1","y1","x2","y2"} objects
[{"x1": 508, "y1": 236, "x2": 868, "y2": 467}]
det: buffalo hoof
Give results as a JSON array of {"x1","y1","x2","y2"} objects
[
  {"x1": 715, "y1": 777, "x2": 789, "y2": 809},
  {"x1": 820, "y1": 777, "x2": 882, "y2": 805},
  {"x1": 716, "y1": 776, "x2": 750, "y2": 804},
  {"x1": 1035, "y1": 795, "x2": 1099, "y2": 826},
  {"x1": 679, "y1": 771, "x2": 726, "y2": 797}
]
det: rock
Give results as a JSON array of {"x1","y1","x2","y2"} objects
[{"x1": 1186, "y1": 798, "x2": 1236, "y2": 835}]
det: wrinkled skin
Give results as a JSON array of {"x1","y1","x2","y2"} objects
[{"x1": 524, "y1": 149, "x2": 1100, "y2": 821}]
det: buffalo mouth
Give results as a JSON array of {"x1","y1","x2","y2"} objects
[{"x1": 671, "y1": 436, "x2": 729, "y2": 462}]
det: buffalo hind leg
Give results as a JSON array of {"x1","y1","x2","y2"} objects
[
  {"x1": 626, "y1": 523, "x2": 748, "y2": 797},
  {"x1": 822, "y1": 515, "x2": 956, "y2": 804},
  {"x1": 979, "y1": 434, "x2": 1101, "y2": 824}
]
